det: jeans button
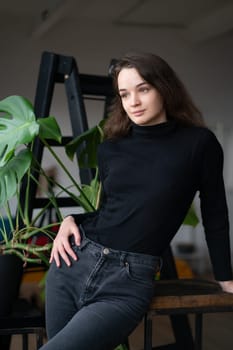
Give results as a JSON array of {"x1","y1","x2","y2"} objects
[{"x1": 103, "y1": 248, "x2": 110, "y2": 255}]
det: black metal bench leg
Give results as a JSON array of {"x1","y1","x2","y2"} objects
[
  {"x1": 22, "y1": 333, "x2": 28, "y2": 350},
  {"x1": 144, "y1": 313, "x2": 153, "y2": 350},
  {"x1": 194, "y1": 313, "x2": 203, "y2": 350},
  {"x1": 36, "y1": 329, "x2": 44, "y2": 349}
]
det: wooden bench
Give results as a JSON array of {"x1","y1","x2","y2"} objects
[{"x1": 144, "y1": 279, "x2": 233, "y2": 350}]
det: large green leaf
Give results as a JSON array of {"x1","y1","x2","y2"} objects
[
  {"x1": 37, "y1": 116, "x2": 62, "y2": 143},
  {"x1": 66, "y1": 120, "x2": 105, "y2": 168},
  {"x1": 0, "y1": 96, "x2": 39, "y2": 166},
  {"x1": 0, "y1": 149, "x2": 32, "y2": 208},
  {"x1": 78, "y1": 174, "x2": 101, "y2": 211}
]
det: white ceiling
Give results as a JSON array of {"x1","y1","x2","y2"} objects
[{"x1": 1, "y1": 0, "x2": 233, "y2": 41}]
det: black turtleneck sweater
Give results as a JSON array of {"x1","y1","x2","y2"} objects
[{"x1": 74, "y1": 121, "x2": 232, "y2": 281}]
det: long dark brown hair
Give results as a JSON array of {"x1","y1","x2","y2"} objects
[{"x1": 104, "y1": 52, "x2": 205, "y2": 139}]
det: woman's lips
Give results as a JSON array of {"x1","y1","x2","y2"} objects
[{"x1": 132, "y1": 110, "x2": 145, "y2": 116}]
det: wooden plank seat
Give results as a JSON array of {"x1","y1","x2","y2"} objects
[
  {"x1": 144, "y1": 279, "x2": 233, "y2": 350},
  {"x1": 0, "y1": 298, "x2": 45, "y2": 350}
]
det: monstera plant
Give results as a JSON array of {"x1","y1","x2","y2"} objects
[
  {"x1": 0, "y1": 95, "x2": 102, "y2": 266},
  {"x1": 0, "y1": 96, "x2": 62, "y2": 265}
]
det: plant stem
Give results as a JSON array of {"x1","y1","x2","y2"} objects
[
  {"x1": 42, "y1": 138, "x2": 95, "y2": 210},
  {"x1": 23, "y1": 144, "x2": 34, "y2": 226},
  {"x1": 5, "y1": 201, "x2": 15, "y2": 240}
]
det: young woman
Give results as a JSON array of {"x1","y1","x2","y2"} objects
[{"x1": 40, "y1": 52, "x2": 233, "y2": 350}]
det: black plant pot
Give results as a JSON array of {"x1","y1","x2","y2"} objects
[{"x1": 0, "y1": 254, "x2": 23, "y2": 317}]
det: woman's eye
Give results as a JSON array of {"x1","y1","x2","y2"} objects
[
  {"x1": 120, "y1": 93, "x2": 128, "y2": 99},
  {"x1": 139, "y1": 87, "x2": 149, "y2": 93}
]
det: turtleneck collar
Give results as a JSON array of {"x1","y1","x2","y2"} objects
[{"x1": 130, "y1": 120, "x2": 177, "y2": 138}]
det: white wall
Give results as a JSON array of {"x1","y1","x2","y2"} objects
[{"x1": 1, "y1": 16, "x2": 233, "y2": 272}]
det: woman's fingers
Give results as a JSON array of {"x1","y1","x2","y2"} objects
[
  {"x1": 72, "y1": 227, "x2": 82, "y2": 246},
  {"x1": 63, "y1": 239, "x2": 78, "y2": 262},
  {"x1": 49, "y1": 216, "x2": 81, "y2": 267},
  {"x1": 52, "y1": 248, "x2": 61, "y2": 268},
  {"x1": 218, "y1": 280, "x2": 233, "y2": 293},
  {"x1": 51, "y1": 242, "x2": 73, "y2": 267},
  {"x1": 56, "y1": 243, "x2": 72, "y2": 267}
]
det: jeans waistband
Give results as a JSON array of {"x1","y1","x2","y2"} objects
[{"x1": 78, "y1": 225, "x2": 162, "y2": 272}]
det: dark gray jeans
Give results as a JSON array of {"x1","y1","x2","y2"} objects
[{"x1": 40, "y1": 229, "x2": 161, "y2": 350}]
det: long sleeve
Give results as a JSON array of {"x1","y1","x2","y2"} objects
[
  {"x1": 72, "y1": 210, "x2": 99, "y2": 226},
  {"x1": 68, "y1": 123, "x2": 233, "y2": 275},
  {"x1": 199, "y1": 131, "x2": 232, "y2": 281}
]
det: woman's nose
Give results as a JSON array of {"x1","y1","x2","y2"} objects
[{"x1": 130, "y1": 93, "x2": 140, "y2": 106}]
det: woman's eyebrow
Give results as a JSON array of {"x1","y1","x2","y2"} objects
[{"x1": 118, "y1": 82, "x2": 148, "y2": 92}]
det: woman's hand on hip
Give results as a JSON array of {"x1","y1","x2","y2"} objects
[{"x1": 50, "y1": 215, "x2": 81, "y2": 267}]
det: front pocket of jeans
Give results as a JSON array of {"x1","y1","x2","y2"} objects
[{"x1": 124, "y1": 261, "x2": 156, "y2": 286}]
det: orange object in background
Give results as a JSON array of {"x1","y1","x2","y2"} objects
[{"x1": 175, "y1": 258, "x2": 195, "y2": 278}]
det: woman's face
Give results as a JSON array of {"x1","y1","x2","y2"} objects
[{"x1": 117, "y1": 67, "x2": 167, "y2": 126}]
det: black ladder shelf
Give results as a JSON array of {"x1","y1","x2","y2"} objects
[{"x1": 21, "y1": 51, "x2": 113, "y2": 221}]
